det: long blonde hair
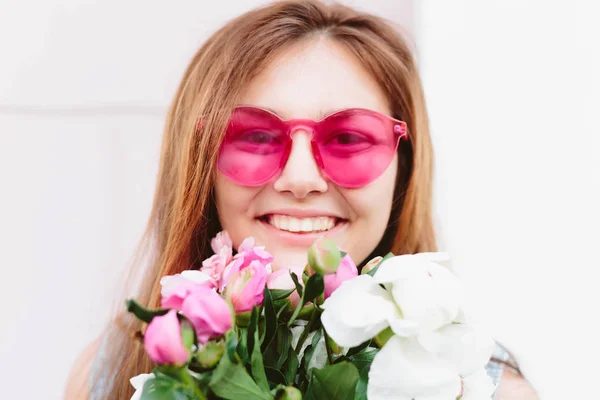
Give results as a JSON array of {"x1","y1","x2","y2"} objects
[{"x1": 92, "y1": 1, "x2": 436, "y2": 398}]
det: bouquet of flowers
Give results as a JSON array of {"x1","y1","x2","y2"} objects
[{"x1": 126, "y1": 232, "x2": 496, "y2": 400}]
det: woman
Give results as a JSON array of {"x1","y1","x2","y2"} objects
[{"x1": 66, "y1": 1, "x2": 537, "y2": 398}]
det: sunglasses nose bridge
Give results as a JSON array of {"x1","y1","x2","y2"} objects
[{"x1": 287, "y1": 119, "x2": 318, "y2": 141}]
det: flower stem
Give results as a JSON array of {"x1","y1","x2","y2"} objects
[
  {"x1": 322, "y1": 329, "x2": 334, "y2": 365},
  {"x1": 192, "y1": 384, "x2": 208, "y2": 400}
]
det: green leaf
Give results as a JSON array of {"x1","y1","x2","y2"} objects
[
  {"x1": 304, "y1": 362, "x2": 359, "y2": 400},
  {"x1": 303, "y1": 274, "x2": 324, "y2": 303},
  {"x1": 153, "y1": 367, "x2": 208, "y2": 399},
  {"x1": 126, "y1": 299, "x2": 168, "y2": 323},
  {"x1": 194, "y1": 341, "x2": 225, "y2": 369},
  {"x1": 237, "y1": 327, "x2": 249, "y2": 364},
  {"x1": 366, "y1": 252, "x2": 394, "y2": 277},
  {"x1": 283, "y1": 350, "x2": 299, "y2": 386},
  {"x1": 347, "y1": 347, "x2": 378, "y2": 375},
  {"x1": 226, "y1": 330, "x2": 238, "y2": 362},
  {"x1": 269, "y1": 288, "x2": 296, "y2": 301},
  {"x1": 302, "y1": 329, "x2": 323, "y2": 370},
  {"x1": 209, "y1": 349, "x2": 273, "y2": 400},
  {"x1": 289, "y1": 272, "x2": 304, "y2": 298},
  {"x1": 354, "y1": 365, "x2": 370, "y2": 400},
  {"x1": 140, "y1": 374, "x2": 191, "y2": 400},
  {"x1": 250, "y1": 308, "x2": 270, "y2": 392},
  {"x1": 261, "y1": 288, "x2": 278, "y2": 351},
  {"x1": 275, "y1": 300, "x2": 290, "y2": 319},
  {"x1": 180, "y1": 320, "x2": 195, "y2": 352},
  {"x1": 247, "y1": 307, "x2": 260, "y2": 357},
  {"x1": 264, "y1": 367, "x2": 287, "y2": 386},
  {"x1": 275, "y1": 328, "x2": 292, "y2": 369},
  {"x1": 287, "y1": 274, "x2": 324, "y2": 326},
  {"x1": 345, "y1": 340, "x2": 371, "y2": 358}
]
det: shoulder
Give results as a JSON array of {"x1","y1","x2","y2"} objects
[
  {"x1": 64, "y1": 337, "x2": 103, "y2": 400},
  {"x1": 495, "y1": 368, "x2": 539, "y2": 399}
]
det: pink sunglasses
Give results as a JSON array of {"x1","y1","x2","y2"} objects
[{"x1": 216, "y1": 106, "x2": 408, "y2": 188}]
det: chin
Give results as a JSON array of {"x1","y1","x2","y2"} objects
[{"x1": 270, "y1": 248, "x2": 312, "y2": 270}]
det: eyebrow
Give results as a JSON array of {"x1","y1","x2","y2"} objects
[{"x1": 245, "y1": 105, "x2": 343, "y2": 120}]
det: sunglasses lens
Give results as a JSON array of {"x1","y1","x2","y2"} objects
[
  {"x1": 217, "y1": 108, "x2": 287, "y2": 186},
  {"x1": 316, "y1": 110, "x2": 399, "y2": 187}
]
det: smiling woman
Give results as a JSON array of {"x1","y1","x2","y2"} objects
[{"x1": 64, "y1": 0, "x2": 537, "y2": 399}]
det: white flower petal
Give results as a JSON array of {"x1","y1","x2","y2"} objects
[
  {"x1": 321, "y1": 275, "x2": 395, "y2": 347},
  {"x1": 160, "y1": 274, "x2": 186, "y2": 297},
  {"x1": 390, "y1": 263, "x2": 463, "y2": 331},
  {"x1": 368, "y1": 336, "x2": 461, "y2": 400},
  {"x1": 435, "y1": 323, "x2": 495, "y2": 376},
  {"x1": 180, "y1": 270, "x2": 213, "y2": 284},
  {"x1": 387, "y1": 315, "x2": 420, "y2": 337},
  {"x1": 130, "y1": 373, "x2": 154, "y2": 400},
  {"x1": 372, "y1": 254, "x2": 427, "y2": 284},
  {"x1": 160, "y1": 270, "x2": 213, "y2": 297},
  {"x1": 412, "y1": 252, "x2": 452, "y2": 268},
  {"x1": 460, "y1": 368, "x2": 496, "y2": 400}
]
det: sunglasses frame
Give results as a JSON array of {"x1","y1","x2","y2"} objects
[{"x1": 208, "y1": 105, "x2": 409, "y2": 188}]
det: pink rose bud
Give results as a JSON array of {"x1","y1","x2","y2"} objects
[
  {"x1": 181, "y1": 287, "x2": 233, "y2": 344},
  {"x1": 266, "y1": 265, "x2": 305, "y2": 307},
  {"x1": 361, "y1": 256, "x2": 383, "y2": 275},
  {"x1": 224, "y1": 260, "x2": 268, "y2": 313},
  {"x1": 196, "y1": 340, "x2": 225, "y2": 369},
  {"x1": 160, "y1": 270, "x2": 216, "y2": 310},
  {"x1": 324, "y1": 254, "x2": 358, "y2": 299},
  {"x1": 144, "y1": 310, "x2": 190, "y2": 366},
  {"x1": 307, "y1": 237, "x2": 342, "y2": 275},
  {"x1": 278, "y1": 386, "x2": 302, "y2": 400}
]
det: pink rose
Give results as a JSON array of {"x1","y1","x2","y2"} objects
[
  {"x1": 160, "y1": 270, "x2": 215, "y2": 309},
  {"x1": 201, "y1": 232, "x2": 234, "y2": 286},
  {"x1": 225, "y1": 260, "x2": 268, "y2": 313},
  {"x1": 201, "y1": 247, "x2": 233, "y2": 287},
  {"x1": 323, "y1": 254, "x2": 358, "y2": 299},
  {"x1": 211, "y1": 231, "x2": 233, "y2": 254},
  {"x1": 266, "y1": 265, "x2": 305, "y2": 307},
  {"x1": 220, "y1": 240, "x2": 273, "y2": 291},
  {"x1": 181, "y1": 286, "x2": 233, "y2": 344},
  {"x1": 144, "y1": 310, "x2": 190, "y2": 365}
]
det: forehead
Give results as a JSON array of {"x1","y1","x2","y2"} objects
[{"x1": 238, "y1": 38, "x2": 391, "y2": 120}]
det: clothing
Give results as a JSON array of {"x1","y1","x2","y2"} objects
[{"x1": 487, "y1": 344, "x2": 512, "y2": 398}]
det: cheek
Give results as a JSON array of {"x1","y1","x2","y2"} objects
[
  {"x1": 341, "y1": 155, "x2": 398, "y2": 259},
  {"x1": 214, "y1": 174, "x2": 260, "y2": 246},
  {"x1": 351, "y1": 154, "x2": 397, "y2": 220}
]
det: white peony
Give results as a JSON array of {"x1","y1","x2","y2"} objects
[
  {"x1": 321, "y1": 252, "x2": 495, "y2": 400},
  {"x1": 321, "y1": 253, "x2": 464, "y2": 346},
  {"x1": 367, "y1": 336, "x2": 462, "y2": 400},
  {"x1": 130, "y1": 373, "x2": 155, "y2": 400}
]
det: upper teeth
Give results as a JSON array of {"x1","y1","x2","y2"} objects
[{"x1": 267, "y1": 215, "x2": 336, "y2": 232}]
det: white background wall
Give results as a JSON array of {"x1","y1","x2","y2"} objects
[{"x1": 0, "y1": 1, "x2": 597, "y2": 399}]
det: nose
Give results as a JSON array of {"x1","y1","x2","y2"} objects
[{"x1": 273, "y1": 131, "x2": 328, "y2": 198}]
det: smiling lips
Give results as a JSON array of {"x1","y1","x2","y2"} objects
[{"x1": 264, "y1": 215, "x2": 340, "y2": 233}]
